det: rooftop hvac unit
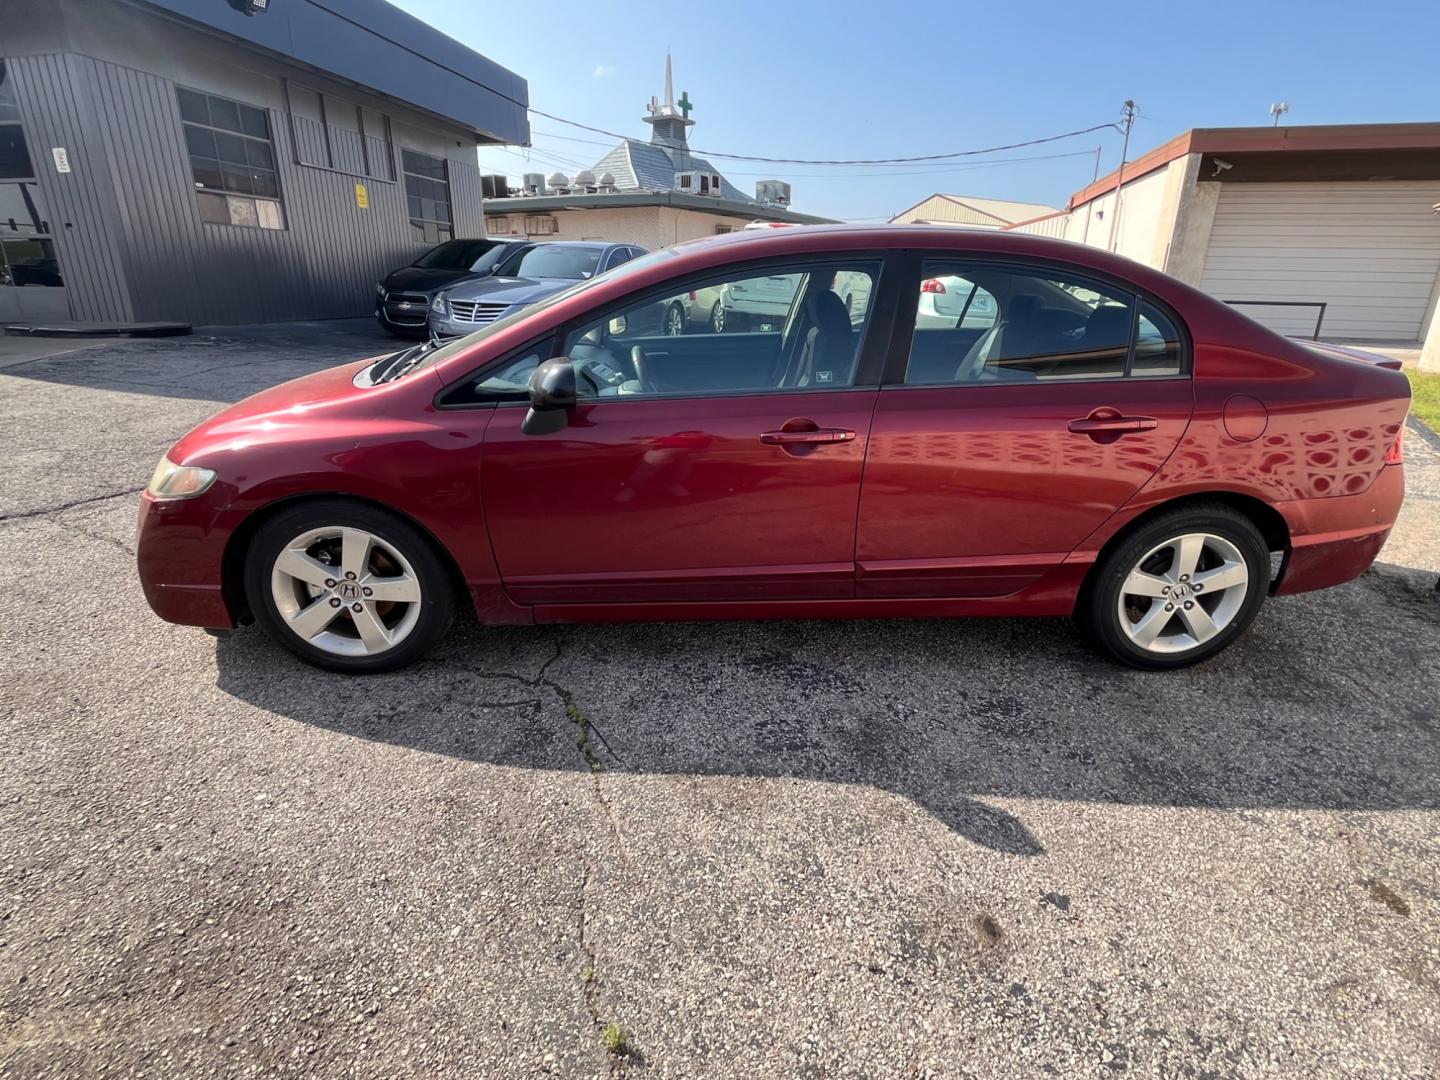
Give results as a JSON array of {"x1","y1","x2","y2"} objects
[
  {"x1": 756, "y1": 180, "x2": 792, "y2": 207},
  {"x1": 547, "y1": 171, "x2": 570, "y2": 194},
  {"x1": 522, "y1": 172, "x2": 545, "y2": 196},
  {"x1": 676, "y1": 171, "x2": 723, "y2": 196},
  {"x1": 481, "y1": 174, "x2": 508, "y2": 199}
]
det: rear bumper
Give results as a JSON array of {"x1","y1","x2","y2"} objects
[
  {"x1": 136, "y1": 493, "x2": 237, "y2": 629},
  {"x1": 1273, "y1": 464, "x2": 1404, "y2": 595}
]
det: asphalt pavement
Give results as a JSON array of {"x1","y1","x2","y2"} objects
[{"x1": 1, "y1": 322, "x2": 1437, "y2": 1078}]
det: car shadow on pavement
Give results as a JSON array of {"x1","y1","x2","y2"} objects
[
  {"x1": 0, "y1": 321, "x2": 398, "y2": 402},
  {"x1": 213, "y1": 564, "x2": 1440, "y2": 856}
]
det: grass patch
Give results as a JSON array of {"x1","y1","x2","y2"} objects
[
  {"x1": 601, "y1": 1022, "x2": 629, "y2": 1057},
  {"x1": 1406, "y1": 369, "x2": 1440, "y2": 432}
]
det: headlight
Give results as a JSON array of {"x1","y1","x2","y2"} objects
[
  {"x1": 431, "y1": 292, "x2": 448, "y2": 316},
  {"x1": 147, "y1": 455, "x2": 217, "y2": 500},
  {"x1": 375, "y1": 282, "x2": 386, "y2": 298}
]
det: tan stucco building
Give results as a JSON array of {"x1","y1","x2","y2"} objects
[{"x1": 1005, "y1": 124, "x2": 1440, "y2": 351}]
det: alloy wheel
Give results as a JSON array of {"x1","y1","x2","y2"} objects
[
  {"x1": 1116, "y1": 532, "x2": 1250, "y2": 654},
  {"x1": 269, "y1": 526, "x2": 422, "y2": 657},
  {"x1": 665, "y1": 304, "x2": 684, "y2": 335},
  {"x1": 710, "y1": 303, "x2": 725, "y2": 333}
]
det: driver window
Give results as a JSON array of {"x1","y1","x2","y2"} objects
[{"x1": 560, "y1": 261, "x2": 880, "y2": 398}]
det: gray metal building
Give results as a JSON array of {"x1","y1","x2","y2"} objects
[{"x1": 0, "y1": 0, "x2": 528, "y2": 326}]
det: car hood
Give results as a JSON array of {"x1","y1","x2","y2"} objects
[
  {"x1": 441, "y1": 277, "x2": 574, "y2": 306},
  {"x1": 167, "y1": 356, "x2": 430, "y2": 463},
  {"x1": 383, "y1": 265, "x2": 483, "y2": 294}
]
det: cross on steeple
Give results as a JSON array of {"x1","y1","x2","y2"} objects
[{"x1": 677, "y1": 91, "x2": 693, "y2": 118}]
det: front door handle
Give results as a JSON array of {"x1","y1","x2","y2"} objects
[
  {"x1": 760, "y1": 428, "x2": 855, "y2": 445},
  {"x1": 1067, "y1": 408, "x2": 1158, "y2": 435}
]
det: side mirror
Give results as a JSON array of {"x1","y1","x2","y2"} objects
[{"x1": 522, "y1": 357, "x2": 577, "y2": 434}]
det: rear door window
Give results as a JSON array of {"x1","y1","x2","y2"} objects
[{"x1": 904, "y1": 261, "x2": 1158, "y2": 384}]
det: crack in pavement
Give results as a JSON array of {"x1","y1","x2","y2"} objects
[
  {"x1": 0, "y1": 486, "x2": 145, "y2": 525},
  {"x1": 450, "y1": 639, "x2": 639, "y2": 1068}
]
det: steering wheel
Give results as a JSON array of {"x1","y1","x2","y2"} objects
[{"x1": 629, "y1": 345, "x2": 656, "y2": 394}]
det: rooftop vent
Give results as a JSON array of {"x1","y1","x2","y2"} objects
[
  {"x1": 573, "y1": 169, "x2": 597, "y2": 193},
  {"x1": 546, "y1": 171, "x2": 570, "y2": 195},
  {"x1": 522, "y1": 172, "x2": 545, "y2": 196},
  {"x1": 598, "y1": 171, "x2": 617, "y2": 193},
  {"x1": 756, "y1": 180, "x2": 791, "y2": 207}
]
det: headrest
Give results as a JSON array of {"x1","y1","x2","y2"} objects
[{"x1": 808, "y1": 289, "x2": 851, "y2": 335}]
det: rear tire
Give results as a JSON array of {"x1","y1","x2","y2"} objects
[
  {"x1": 1081, "y1": 504, "x2": 1270, "y2": 670},
  {"x1": 243, "y1": 499, "x2": 456, "y2": 673}
]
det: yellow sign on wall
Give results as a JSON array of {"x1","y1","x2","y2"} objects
[{"x1": 354, "y1": 183, "x2": 369, "y2": 209}]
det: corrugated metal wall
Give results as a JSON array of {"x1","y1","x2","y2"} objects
[
  {"x1": 8, "y1": 50, "x2": 489, "y2": 326},
  {"x1": 8, "y1": 54, "x2": 134, "y2": 322}
]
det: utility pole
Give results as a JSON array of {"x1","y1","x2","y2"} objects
[
  {"x1": 1109, "y1": 100, "x2": 1136, "y2": 253},
  {"x1": 1080, "y1": 144, "x2": 1102, "y2": 246}
]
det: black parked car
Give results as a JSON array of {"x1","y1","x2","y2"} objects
[{"x1": 374, "y1": 238, "x2": 530, "y2": 337}]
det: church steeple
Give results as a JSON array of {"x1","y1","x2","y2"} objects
[{"x1": 643, "y1": 51, "x2": 694, "y2": 149}]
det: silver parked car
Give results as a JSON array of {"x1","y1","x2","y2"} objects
[{"x1": 429, "y1": 242, "x2": 646, "y2": 342}]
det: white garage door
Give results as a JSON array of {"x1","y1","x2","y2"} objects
[{"x1": 1199, "y1": 181, "x2": 1440, "y2": 341}]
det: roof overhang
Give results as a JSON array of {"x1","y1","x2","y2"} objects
[
  {"x1": 135, "y1": 0, "x2": 529, "y2": 144},
  {"x1": 481, "y1": 191, "x2": 836, "y2": 225},
  {"x1": 1071, "y1": 122, "x2": 1440, "y2": 208}
]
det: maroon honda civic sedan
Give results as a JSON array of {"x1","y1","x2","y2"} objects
[{"x1": 136, "y1": 225, "x2": 1410, "y2": 673}]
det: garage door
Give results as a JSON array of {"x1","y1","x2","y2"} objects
[{"x1": 1199, "y1": 181, "x2": 1440, "y2": 341}]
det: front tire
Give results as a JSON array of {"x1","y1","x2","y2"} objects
[
  {"x1": 710, "y1": 302, "x2": 725, "y2": 334},
  {"x1": 243, "y1": 499, "x2": 456, "y2": 673},
  {"x1": 1081, "y1": 504, "x2": 1270, "y2": 670}
]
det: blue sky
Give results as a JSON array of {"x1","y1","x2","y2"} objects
[{"x1": 394, "y1": 0, "x2": 1436, "y2": 222}]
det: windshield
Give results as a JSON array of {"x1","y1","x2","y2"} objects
[
  {"x1": 497, "y1": 244, "x2": 605, "y2": 280},
  {"x1": 378, "y1": 248, "x2": 678, "y2": 382},
  {"x1": 412, "y1": 239, "x2": 500, "y2": 271},
  {"x1": 471, "y1": 243, "x2": 525, "y2": 273}
]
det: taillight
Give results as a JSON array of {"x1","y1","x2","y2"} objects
[
  {"x1": 689, "y1": 290, "x2": 696, "y2": 301},
  {"x1": 1385, "y1": 424, "x2": 1404, "y2": 465},
  {"x1": 921, "y1": 278, "x2": 946, "y2": 294}
]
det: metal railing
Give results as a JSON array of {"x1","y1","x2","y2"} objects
[{"x1": 1224, "y1": 299, "x2": 1327, "y2": 341}]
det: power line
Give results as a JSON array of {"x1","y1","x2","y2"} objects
[
  {"x1": 525, "y1": 108, "x2": 1122, "y2": 166},
  {"x1": 716, "y1": 149, "x2": 1101, "y2": 179}
]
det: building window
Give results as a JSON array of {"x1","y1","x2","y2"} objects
[
  {"x1": 0, "y1": 61, "x2": 33, "y2": 180},
  {"x1": 0, "y1": 181, "x2": 61, "y2": 287},
  {"x1": 402, "y1": 148, "x2": 451, "y2": 244},
  {"x1": 177, "y1": 87, "x2": 285, "y2": 230},
  {"x1": 524, "y1": 215, "x2": 557, "y2": 236},
  {"x1": 285, "y1": 81, "x2": 394, "y2": 182}
]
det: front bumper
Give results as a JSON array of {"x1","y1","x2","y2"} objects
[
  {"x1": 136, "y1": 492, "x2": 236, "y2": 628},
  {"x1": 374, "y1": 292, "x2": 431, "y2": 334}
]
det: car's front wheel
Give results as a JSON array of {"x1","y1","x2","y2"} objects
[
  {"x1": 1082, "y1": 504, "x2": 1270, "y2": 670},
  {"x1": 243, "y1": 499, "x2": 456, "y2": 673},
  {"x1": 710, "y1": 301, "x2": 725, "y2": 334}
]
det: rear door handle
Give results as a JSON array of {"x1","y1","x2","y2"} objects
[
  {"x1": 760, "y1": 428, "x2": 855, "y2": 445},
  {"x1": 1068, "y1": 410, "x2": 1158, "y2": 434}
]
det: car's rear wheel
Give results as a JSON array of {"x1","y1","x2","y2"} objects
[
  {"x1": 710, "y1": 301, "x2": 725, "y2": 334},
  {"x1": 1081, "y1": 504, "x2": 1270, "y2": 670},
  {"x1": 665, "y1": 302, "x2": 685, "y2": 336},
  {"x1": 243, "y1": 499, "x2": 456, "y2": 673}
]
